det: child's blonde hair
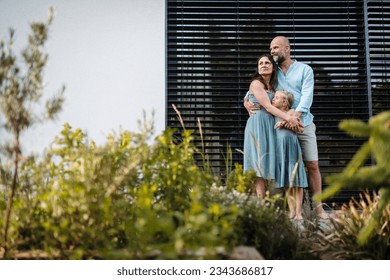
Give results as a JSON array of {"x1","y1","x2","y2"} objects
[{"x1": 277, "y1": 89, "x2": 294, "y2": 109}]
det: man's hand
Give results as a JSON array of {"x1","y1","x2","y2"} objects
[
  {"x1": 244, "y1": 98, "x2": 260, "y2": 116},
  {"x1": 284, "y1": 109, "x2": 304, "y2": 133},
  {"x1": 275, "y1": 119, "x2": 304, "y2": 133},
  {"x1": 284, "y1": 117, "x2": 304, "y2": 133}
]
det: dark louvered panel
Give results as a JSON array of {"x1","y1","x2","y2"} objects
[
  {"x1": 368, "y1": 0, "x2": 390, "y2": 115},
  {"x1": 166, "y1": 0, "x2": 390, "y2": 205}
]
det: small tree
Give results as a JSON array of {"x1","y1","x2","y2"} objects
[{"x1": 0, "y1": 7, "x2": 64, "y2": 257}]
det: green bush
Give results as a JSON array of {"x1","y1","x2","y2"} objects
[
  {"x1": 316, "y1": 111, "x2": 390, "y2": 245},
  {"x1": 210, "y1": 186, "x2": 301, "y2": 260},
  {"x1": 0, "y1": 120, "x2": 304, "y2": 260}
]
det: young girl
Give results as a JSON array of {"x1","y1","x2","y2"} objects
[{"x1": 272, "y1": 90, "x2": 308, "y2": 220}]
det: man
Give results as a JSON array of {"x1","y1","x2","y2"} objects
[
  {"x1": 245, "y1": 36, "x2": 328, "y2": 219},
  {"x1": 270, "y1": 36, "x2": 328, "y2": 219}
]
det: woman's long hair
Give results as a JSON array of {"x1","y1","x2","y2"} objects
[{"x1": 251, "y1": 54, "x2": 278, "y2": 92}]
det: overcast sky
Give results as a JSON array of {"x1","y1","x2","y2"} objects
[{"x1": 0, "y1": 0, "x2": 165, "y2": 154}]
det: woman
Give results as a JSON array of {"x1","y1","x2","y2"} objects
[{"x1": 243, "y1": 54, "x2": 300, "y2": 199}]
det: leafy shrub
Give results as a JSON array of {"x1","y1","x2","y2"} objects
[
  {"x1": 210, "y1": 186, "x2": 301, "y2": 260},
  {"x1": 1, "y1": 122, "x2": 226, "y2": 258},
  {"x1": 316, "y1": 111, "x2": 390, "y2": 244},
  {"x1": 0, "y1": 117, "x2": 306, "y2": 260}
]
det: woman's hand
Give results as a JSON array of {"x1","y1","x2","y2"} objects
[{"x1": 244, "y1": 98, "x2": 260, "y2": 116}]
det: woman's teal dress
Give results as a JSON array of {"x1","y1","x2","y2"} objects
[
  {"x1": 243, "y1": 91, "x2": 276, "y2": 179},
  {"x1": 274, "y1": 117, "x2": 308, "y2": 188}
]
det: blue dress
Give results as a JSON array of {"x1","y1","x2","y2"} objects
[
  {"x1": 274, "y1": 117, "x2": 308, "y2": 188},
  {"x1": 243, "y1": 91, "x2": 276, "y2": 179}
]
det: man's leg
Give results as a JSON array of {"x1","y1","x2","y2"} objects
[
  {"x1": 305, "y1": 160, "x2": 328, "y2": 218},
  {"x1": 298, "y1": 123, "x2": 329, "y2": 219}
]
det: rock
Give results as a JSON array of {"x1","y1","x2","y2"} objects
[{"x1": 229, "y1": 246, "x2": 264, "y2": 260}]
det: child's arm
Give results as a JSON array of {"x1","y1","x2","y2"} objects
[{"x1": 274, "y1": 120, "x2": 285, "y2": 129}]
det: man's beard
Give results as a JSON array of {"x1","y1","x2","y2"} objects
[{"x1": 273, "y1": 55, "x2": 286, "y2": 64}]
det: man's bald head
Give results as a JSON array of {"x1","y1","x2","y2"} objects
[
  {"x1": 270, "y1": 36, "x2": 291, "y2": 64},
  {"x1": 271, "y1": 36, "x2": 290, "y2": 47}
]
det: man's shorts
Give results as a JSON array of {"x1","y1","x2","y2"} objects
[{"x1": 297, "y1": 122, "x2": 318, "y2": 162}]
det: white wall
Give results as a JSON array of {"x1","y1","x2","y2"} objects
[{"x1": 0, "y1": 0, "x2": 166, "y2": 154}]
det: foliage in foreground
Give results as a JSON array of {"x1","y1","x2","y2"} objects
[
  {"x1": 305, "y1": 192, "x2": 389, "y2": 259},
  {"x1": 0, "y1": 7, "x2": 64, "y2": 257},
  {"x1": 316, "y1": 111, "x2": 390, "y2": 245},
  {"x1": 0, "y1": 121, "x2": 302, "y2": 259},
  {"x1": 1, "y1": 117, "x2": 389, "y2": 259}
]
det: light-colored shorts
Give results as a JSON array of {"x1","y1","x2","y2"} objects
[{"x1": 297, "y1": 122, "x2": 318, "y2": 162}]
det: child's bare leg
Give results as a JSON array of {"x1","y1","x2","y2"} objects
[
  {"x1": 294, "y1": 188, "x2": 304, "y2": 220},
  {"x1": 255, "y1": 177, "x2": 266, "y2": 199},
  {"x1": 285, "y1": 187, "x2": 296, "y2": 218}
]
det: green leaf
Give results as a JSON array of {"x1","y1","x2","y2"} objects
[{"x1": 339, "y1": 119, "x2": 370, "y2": 137}]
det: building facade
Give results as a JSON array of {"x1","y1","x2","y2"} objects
[{"x1": 166, "y1": 0, "x2": 390, "y2": 204}]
